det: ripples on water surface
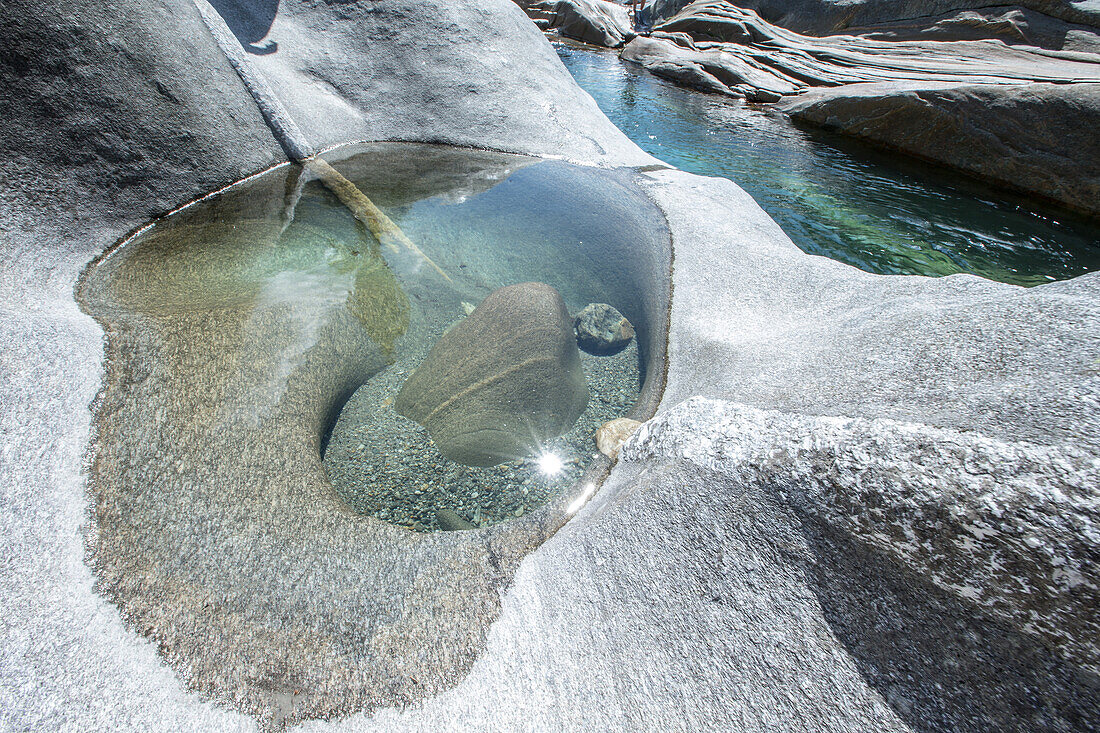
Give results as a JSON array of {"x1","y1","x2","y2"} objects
[{"x1": 556, "y1": 42, "x2": 1100, "y2": 286}]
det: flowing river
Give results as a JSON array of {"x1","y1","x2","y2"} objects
[{"x1": 555, "y1": 41, "x2": 1100, "y2": 286}]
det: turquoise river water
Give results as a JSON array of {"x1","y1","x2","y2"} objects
[{"x1": 556, "y1": 42, "x2": 1100, "y2": 286}]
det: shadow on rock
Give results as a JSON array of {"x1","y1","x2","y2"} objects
[
  {"x1": 802, "y1": 516, "x2": 1100, "y2": 732},
  {"x1": 210, "y1": 0, "x2": 280, "y2": 53}
]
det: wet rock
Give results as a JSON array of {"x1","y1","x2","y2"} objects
[
  {"x1": 625, "y1": 0, "x2": 1100, "y2": 207},
  {"x1": 550, "y1": 0, "x2": 635, "y2": 47},
  {"x1": 842, "y1": 7, "x2": 1100, "y2": 52},
  {"x1": 781, "y1": 81, "x2": 1100, "y2": 218},
  {"x1": 575, "y1": 303, "x2": 635, "y2": 355},
  {"x1": 515, "y1": 0, "x2": 635, "y2": 47},
  {"x1": 642, "y1": 0, "x2": 1100, "y2": 42},
  {"x1": 631, "y1": 0, "x2": 1100, "y2": 102},
  {"x1": 436, "y1": 508, "x2": 476, "y2": 531},
  {"x1": 396, "y1": 282, "x2": 589, "y2": 466},
  {"x1": 595, "y1": 417, "x2": 643, "y2": 458}
]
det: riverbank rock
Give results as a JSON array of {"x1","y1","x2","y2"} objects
[
  {"x1": 623, "y1": 1, "x2": 1100, "y2": 209},
  {"x1": 841, "y1": 6, "x2": 1100, "y2": 52},
  {"x1": 396, "y1": 282, "x2": 589, "y2": 466},
  {"x1": 514, "y1": 0, "x2": 635, "y2": 47},
  {"x1": 595, "y1": 417, "x2": 643, "y2": 458},
  {"x1": 781, "y1": 81, "x2": 1100, "y2": 218},
  {"x1": 632, "y1": 0, "x2": 1100, "y2": 96},
  {"x1": 640, "y1": 0, "x2": 1100, "y2": 45},
  {"x1": 575, "y1": 303, "x2": 635, "y2": 354}
]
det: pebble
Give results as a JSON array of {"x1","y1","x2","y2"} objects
[{"x1": 595, "y1": 417, "x2": 643, "y2": 459}]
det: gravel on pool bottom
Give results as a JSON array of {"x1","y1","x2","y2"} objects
[{"x1": 323, "y1": 341, "x2": 641, "y2": 531}]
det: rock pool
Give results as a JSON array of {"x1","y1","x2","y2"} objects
[{"x1": 76, "y1": 142, "x2": 670, "y2": 725}]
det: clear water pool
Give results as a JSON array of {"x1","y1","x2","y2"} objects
[
  {"x1": 556, "y1": 41, "x2": 1100, "y2": 286},
  {"x1": 76, "y1": 143, "x2": 671, "y2": 721}
]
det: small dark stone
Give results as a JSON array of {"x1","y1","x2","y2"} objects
[
  {"x1": 575, "y1": 303, "x2": 634, "y2": 355},
  {"x1": 436, "y1": 509, "x2": 476, "y2": 531}
]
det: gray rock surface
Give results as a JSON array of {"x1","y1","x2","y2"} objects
[
  {"x1": 625, "y1": 397, "x2": 1100, "y2": 672},
  {"x1": 641, "y1": 0, "x2": 1100, "y2": 38},
  {"x1": 2, "y1": 0, "x2": 1100, "y2": 731},
  {"x1": 574, "y1": 302, "x2": 635, "y2": 354},
  {"x1": 782, "y1": 81, "x2": 1100, "y2": 217},
  {"x1": 0, "y1": 0, "x2": 648, "y2": 729},
  {"x1": 309, "y1": 169, "x2": 1100, "y2": 729},
  {"x1": 625, "y1": 0, "x2": 1100, "y2": 99},
  {"x1": 516, "y1": 0, "x2": 636, "y2": 46},
  {"x1": 842, "y1": 5, "x2": 1100, "y2": 52},
  {"x1": 396, "y1": 282, "x2": 589, "y2": 467}
]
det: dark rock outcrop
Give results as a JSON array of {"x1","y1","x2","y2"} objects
[
  {"x1": 514, "y1": 0, "x2": 635, "y2": 46},
  {"x1": 396, "y1": 282, "x2": 589, "y2": 466},
  {"x1": 641, "y1": 0, "x2": 1100, "y2": 44},
  {"x1": 782, "y1": 81, "x2": 1100, "y2": 217}
]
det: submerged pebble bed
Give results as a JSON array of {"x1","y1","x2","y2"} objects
[{"x1": 324, "y1": 320, "x2": 640, "y2": 532}]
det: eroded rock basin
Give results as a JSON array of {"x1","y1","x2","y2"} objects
[{"x1": 77, "y1": 143, "x2": 671, "y2": 727}]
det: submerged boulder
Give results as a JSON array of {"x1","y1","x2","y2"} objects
[
  {"x1": 395, "y1": 282, "x2": 588, "y2": 466},
  {"x1": 575, "y1": 302, "x2": 635, "y2": 354}
]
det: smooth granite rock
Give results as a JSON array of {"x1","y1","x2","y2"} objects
[
  {"x1": 626, "y1": 0, "x2": 1100, "y2": 100},
  {"x1": 782, "y1": 81, "x2": 1100, "y2": 217},
  {"x1": 396, "y1": 283, "x2": 589, "y2": 467},
  {"x1": 0, "y1": 0, "x2": 648, "y2": 728},
  {"x1": 641, "y1": 0, "x2": 1100, "y2": 39},
  {"x1": 517, "y1": 0, "x2": 636, "y2": 46},
  {"x1": 3, "y1": 0, "x2": 1100, "y2": 730},
  {"x1": 594, "y1": 417, "x2": 643, "y2": 458},
  {"x1": 841, "y1": 6, "x2": 1100, "y2": 51}
]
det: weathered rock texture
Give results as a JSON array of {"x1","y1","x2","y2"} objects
[
  {"x1": 396, "y1": 283, "x2": 589, "y2": 466},
  {"x1": 574, "y1": 302, "x2": 635, "y2": 354},
  {"x1": 842, "y1": 6, "x2": 1100, "y2": 52},
  {"x1": 626, "y1": 397, "x2": 1100, "y2": 672},
  {"x1": 640, "y1": 0, "x2": 1100, "y2": 47},
  {"x1": 3, "y1": 0, "x2": 1100, "y2": 730},
  {"x1": 781, "y1": 81, "x2": 1100, "y2": 217},
  {"x1": 624, "y1": 1, "x2": 1100, "y2": 101},
  {"x1": 515, "y1": 0, "x2": 635, "y2": 46}
]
